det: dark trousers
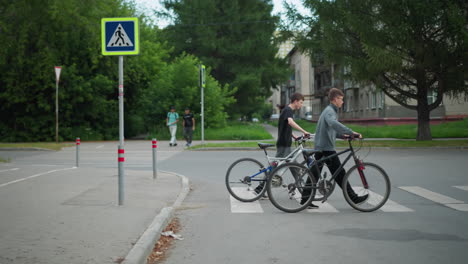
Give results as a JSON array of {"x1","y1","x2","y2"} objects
[
  {"x1": 302, "y1": 151, "x2": 355, "y2": 203},
  {"x1": 313, "y1": 151, "x2": 346, "y2": 188},
  {"x1": 183, "y1": 127, "x2": 193, "y2": 144}
]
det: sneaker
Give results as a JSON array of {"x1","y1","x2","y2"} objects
[
  {"x1": 169, "y1": 143, "x2": 173, "y2": 147},
  {"x1": 174, "y1": 143, "x2": 178, "y2": 146},
  {"x1": 352, "y1": 194, "x2": 369, "y2": 205}
]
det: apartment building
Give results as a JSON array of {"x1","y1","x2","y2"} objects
[{"x1": 270, "y1": 46, "x2": 468, "y2": 123}]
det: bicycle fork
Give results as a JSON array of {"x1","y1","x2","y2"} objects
[{"x1": 355, "y1": 157, "x2": 369, "y2": 189}]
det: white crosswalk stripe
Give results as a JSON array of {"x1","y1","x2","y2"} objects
[
  {"x1": 350, "y1": 187, "x2": 414, "y2": 212},
  {"x1": 399, "y1": 186, "x2": 467, "y2": 212},
  {"x1": 230, "y1": 196, "x2": 264, "y2": 213},
  {"x1": 229, "y1": 185, "x2": 468, "y2": 213},
  {"x1": 229, "y1": 187, "x2": 263, "y2": 213},
  {"x1": 399, "y1": 186, "x2": 463, "y2": 204},
  {"x1": 368, "y1": 192, "x2": 413, "y2": 212},
  {"x1": 453, "y1": 185, "x2": 468, "y2": 192},
  {"x1": 306, "y1": 202, "x2": 339, "y2": 213}
]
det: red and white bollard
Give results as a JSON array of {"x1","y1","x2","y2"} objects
[
  {"x1": 75, "y1": 137, "x2": 80, "y2": 167},
  {"x1": 118, "y1": 146, "x2": 125, "y2": 205},
  {"x1": 152, "y1": 138, "x2": 157, "y2": 179}
]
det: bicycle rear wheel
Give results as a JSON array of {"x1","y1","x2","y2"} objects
[
  {"x1": 342, "y1": 162, "x2": 391, "y2": 212},
  {"x1": 225, "y1": 158, "x2": 267, "y2": 202},
  {"x1": 267, "y1": 162, "x2": 316, "y2": 213}
]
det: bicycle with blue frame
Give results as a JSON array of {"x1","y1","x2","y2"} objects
[
  {"x1": 225, "y1": 135, "x2": 312, "y2": 202},
  {"x1": 266, "y1": 136, "x2": 391, "y2": 213}
]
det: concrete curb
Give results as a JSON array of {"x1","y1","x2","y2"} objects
[{"x1": 121, "y1": 171, "x2": 190, "y2": 264}]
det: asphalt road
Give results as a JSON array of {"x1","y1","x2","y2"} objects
[
  {"x1": 158, "y1": 148, "x2": 468, "y2": 264},
  {"x1": 1, "y1": 144, "x2": 468, "y2": 264}
]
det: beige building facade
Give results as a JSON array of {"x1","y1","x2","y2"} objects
[{"x1": 270, "y1": 46, "x2": 468, "y2": 123}]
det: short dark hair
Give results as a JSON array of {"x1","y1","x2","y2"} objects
[
  {"x1": 290, "y1": 93, "x2": 304, "y2": 103},
  {"x1": 328, "y1": 88, "x2": 344, "y2": 101}
]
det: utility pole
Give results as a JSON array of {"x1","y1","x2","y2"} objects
[{"x1": 199, "y1": 64, "x2": 205, "y2": 145}]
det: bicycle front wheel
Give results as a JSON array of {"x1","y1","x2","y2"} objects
[
  {"x1": 267, "y1": 162, "x2": 316, "y2": 213},
  {"x1": 342, "y1": 162, "x2": 391, "y2": 212},
  {"x1": 225, "y1": 158, "x2": 267, "y2": 202}
]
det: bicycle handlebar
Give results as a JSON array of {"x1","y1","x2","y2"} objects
[
  {"x1": 294, "y1": 133, "x2": 314, "y2": 142},
  {"x1": 342, "y1": 134, "x2": 363, "y2": 141}
]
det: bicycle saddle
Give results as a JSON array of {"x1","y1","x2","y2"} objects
[{"x1": 258, "y1": 143, "x2": 275, "y2": 149}]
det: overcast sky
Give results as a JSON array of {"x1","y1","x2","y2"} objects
[{"x1": 132, "y1": 0, "x2": 310, "y2": 28}]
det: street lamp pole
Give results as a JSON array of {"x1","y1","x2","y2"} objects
[{"x1": 54, "y1": 66, "x2": 62, "y2": 143}]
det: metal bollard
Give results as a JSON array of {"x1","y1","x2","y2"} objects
[
  {"x1": 75, "y1": 137, "x2": 80, "y2": 167},
  {"x1": 152, "y1": 138, "x2": 157, "y2": 179},
  {"x1": 118, "y1": 145, "x2": 125, "y2": 205}
]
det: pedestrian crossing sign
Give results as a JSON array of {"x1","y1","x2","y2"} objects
[{"x1": 101, "y1": 17, "x2": 139, "y2": 56}]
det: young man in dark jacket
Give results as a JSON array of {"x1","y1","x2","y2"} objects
[{"x1": 269, "y1": 93, "x2": 319, "y2": 208}]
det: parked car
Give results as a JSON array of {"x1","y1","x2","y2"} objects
[
  {"x1": 270, "y1": 114, "x2": 279, "y2": 120},
  {"x1": 252, "y1": 117, "x2": 259, "y2": 122},
  {"x1": 304, "y1": 112, "x2": 313, "y2": 121}
]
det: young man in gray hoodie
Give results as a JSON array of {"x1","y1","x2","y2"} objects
[{"x1": 301, "y1": 88, "x2": 368, "y2": 208}]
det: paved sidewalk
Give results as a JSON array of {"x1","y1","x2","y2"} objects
[{"x1": 0, "y1": 166, "x2": 189, "y2": 264}]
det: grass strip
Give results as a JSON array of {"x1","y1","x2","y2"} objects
[
  {"x1": 289, "y1": 119, "x2": 468, "y2": 139},
  {"x1": 0, "y1": 143, "x2": 74, "y2": 151},
  {"x1": 190, "y1": 140, "x2": 468, "y2": 149},
  {"x1": 0, "y1": 157, "x2": 10, "y2": 163}
]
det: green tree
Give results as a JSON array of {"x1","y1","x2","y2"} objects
[
  {"x1": 143, "y1": 53, "x2": 236, "y2": 129},
  {"x1": 159, "y1": 0, "x2": 288, "y2": 118},
  {"x1": 0, "y1": 0, "x2": 137, "y2": 141},
  {"x1": 285, "y1": 0, "x2": 467, "y2": 140}
]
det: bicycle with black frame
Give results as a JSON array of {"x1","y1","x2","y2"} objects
[{"x1": 266, "y1": 135, "x2": 391, "y2": 213}]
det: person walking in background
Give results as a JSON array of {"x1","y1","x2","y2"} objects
[
  {"x1": 182, "y1": 107, "x2": 195, "y2": 147},
  {"x1": 166, "y1": 106, "x2": 179, "y2": 146}
]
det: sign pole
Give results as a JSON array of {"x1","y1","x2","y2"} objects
[
  {"x1": 54, "y1": 66, "x2": 62, "y2": 143},
  {"x1": 101, "y1": 17, "x2": 139, "y2": 206},
  {"x1": 118, "y1": 55, "x2": 125, "y2": 206},
  {"x1": 199, "y1": 65, "x2": 205, "y2": 145}
]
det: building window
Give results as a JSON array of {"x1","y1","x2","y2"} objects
[
  {"x1": 377, "y1": 91, "x2": 384, "y2": 109},
  {"x1": 427, "y1": 90, "x2": 438, "y2": 105},
  {"x1": 366, "y1": 93, "x2": 370, "y2": 110},
  {"x1": 346, "y1": 95, "x2": 353, "y2": 112},
  {"x1": 370, "y1": 92, "x2": 377, "y2": 109}
]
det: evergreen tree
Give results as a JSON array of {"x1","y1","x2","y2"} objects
[
  {"x1": 285, "y1": 0, "x2": 467, "y2": 140},
  {"x1": 160, "y1": 0, "x2": 289, "y2": 118}
]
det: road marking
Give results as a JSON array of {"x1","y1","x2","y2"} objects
[
  {"x1": 306, "y1": 202, "x2": 339, "y2": 213},
  {"x1": 0, "y1": 167, "x2": 76, "y2": 188},
  {"x1": 229, "y1": 187, "x2": 263, "y2": 213},
  {"x1": 445, "y1": 204, "x2": 468, "y2": 212},
  {"x1": 454, "y1": 186, "x2": 468, "y2": 192},
  {"x1": 399, "y1": 186, "x2": 468, "y2": 211},
  {"x1": 0, "y1": 168, "x2": 19, "y2": 173},
  {"x1": 96, "y1": 145, "x2": 104, "y2": 149},
  {"x1": 230, "y1": 196, "x2": 264, "y2": 213},
  {"x1": 399, "y1": 186, "x2": 464, "y2": 204},
  {"x1": 368, "y1": 192, "x2": 413, "y2": 212},
  {"x1": 351, "y1": 187, "x2": 414, "y2": 212}
]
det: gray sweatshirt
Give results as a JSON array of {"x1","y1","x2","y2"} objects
[{"x1": 314, "y1": 104, "x2": 353, "y2": 151}]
